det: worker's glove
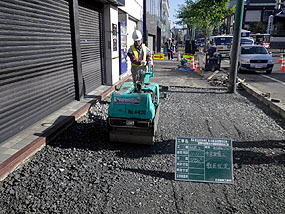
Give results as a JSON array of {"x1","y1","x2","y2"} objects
[{"x1": 141, "y1": 60, "x2": 147, "y2": 66}]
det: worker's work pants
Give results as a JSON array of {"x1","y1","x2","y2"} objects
[
  {"x1": 131, "y1": 66, "x2": 146, "y2": 86},
  {"x1": 168, "y1": 50, "x2": 173, "y2": 60}
]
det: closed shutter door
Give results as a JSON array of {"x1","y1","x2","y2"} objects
[
  {"x1": 78, "y1": 0, "x2": 104, "y2": 94},
  {"x1": 0, "y1": 0, "x2": 75, "y2": 143}
]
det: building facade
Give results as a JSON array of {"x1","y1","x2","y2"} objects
[
  {"x1": 161, "y1": 0, "x2": 171, "y2": 45},
  {"x1": 118, "y1": 0, "x2": 143, "y2": 79},
  {"x1": 144, "y1": 0, "x2": 170, "y2": 53},
  {"x1": 243, "y1": 0, "x2": 276, "y2": 33},
  {"x1": 0, "y1": 0, "x2": 173, "y2": 143},
  {"x1": 144, "y1": 0, "x2": 162, "y2": 53},
  {"x1": 271, "y1": 1, "x2": 285, "y2": 48},
  {"x1": 0, "y1": 0, "x2": 144, "y2": 143}
]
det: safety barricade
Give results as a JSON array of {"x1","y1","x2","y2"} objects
[
  {"x1": 153, "y1": 53, "x2": 165, "y2": 60},
  {"x1": 182, "y1": 55, "x2": 194, "y2": 62}
]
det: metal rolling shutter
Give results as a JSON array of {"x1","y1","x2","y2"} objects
[
  {"x1": 0, "y1": 0, "x2": 75, "y2": 143},
  {"x1": 78, "y1": 0, "x2": 104, "y2": 94}
]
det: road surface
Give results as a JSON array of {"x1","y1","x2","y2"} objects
[{"x1": 223, "y1": 56, "x2": 285, "y2": 103}]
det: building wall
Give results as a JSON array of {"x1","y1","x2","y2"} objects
[
  {"x1": 243, "y1": 0, "x2": 276, "y2": 32},
  {"x1": 0, "y1": 0, "x2": 121, "y2": 143},
  {"x1": 146, "y1": 0, "x2": 162, "y2": 52},
  {"x1": 161, "y1": 0, "x2": 171, "y2": 44},
  {"x1": 118, "y1": 0, "x2": 143, "y2": 75},
  {"x1": 119, "y1": 0, "x2": 143, "y2": 22},
  {"x1": 104, "y1": 5, "x2": 120, "y2": 85}
]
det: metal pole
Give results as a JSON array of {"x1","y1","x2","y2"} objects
[{"x1": 228, "y1": 0, "x2": 244, "y2": 93}]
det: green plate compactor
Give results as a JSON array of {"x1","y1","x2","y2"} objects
[{"x1": 108, "y1": 64, "x2": 159, "y2": 145}]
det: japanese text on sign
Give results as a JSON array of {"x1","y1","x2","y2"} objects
[{"x1": 175, "y1": 137, "x2": 233, "y2": 184}]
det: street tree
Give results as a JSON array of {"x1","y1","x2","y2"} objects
[{"x1": 176, "y1": 0, "x2": 235, "y2": 49}]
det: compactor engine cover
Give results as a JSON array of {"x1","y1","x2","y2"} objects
[{"x1": 108, "y1": 81, "x2": 159, "y2": 145}]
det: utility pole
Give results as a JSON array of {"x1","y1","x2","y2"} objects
[{"x1": 228, "y1": 0, "x2": 244, "y2": 93}]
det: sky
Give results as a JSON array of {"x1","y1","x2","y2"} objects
[{"x1": 169, "y1": 0, "x2": 186, "y2": 27}]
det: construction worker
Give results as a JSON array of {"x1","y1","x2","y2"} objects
[
  {"x1": 166, "y1": 38, "x2": 174, "y2": 60},
  {"x1": 127, "y1": 30, "x2": 153, "y2": 92}
]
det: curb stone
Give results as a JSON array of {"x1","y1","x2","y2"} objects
[{"x1": 240, "y1": 82, "x2": 285, "y2": 120}]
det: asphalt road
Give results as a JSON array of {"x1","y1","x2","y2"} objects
[{"x1": 222, "y1": 56, "x2": 285, "y2": 103}]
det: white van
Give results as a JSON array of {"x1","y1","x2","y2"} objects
[
  {"x1": 209, "y1": 35, "x2": 233, "y2": 58},
  {"x1": 240, "y1": 37, "x2": 254, "y2": 45}
]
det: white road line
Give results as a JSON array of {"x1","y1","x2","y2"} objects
[{"x1": 261, "y1": 75, "x2": 285, "y2": 85}]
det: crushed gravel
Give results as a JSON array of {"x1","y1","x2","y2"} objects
[{"x1": 0, "y1": 87, "x2": 284, "y2": 214}]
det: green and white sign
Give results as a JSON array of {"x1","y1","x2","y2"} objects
[{"x1": 175, "y1": 137, "x2": 233, "y2": 184}]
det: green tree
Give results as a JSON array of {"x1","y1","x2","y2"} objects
[{"x1": 176, "y1": 0, "x2": 235, "y2": 49}]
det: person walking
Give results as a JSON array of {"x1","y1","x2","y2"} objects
[
  {"x1": 166, "y1": 38, "x2": 174, "y2": 60},
  {"x1": 127, "y1": 30, "x2": 153, "y2": 92}
]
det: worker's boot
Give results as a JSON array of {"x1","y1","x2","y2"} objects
[{"x1": 136, "y1": 83, "x2": 142, "y2": 93}]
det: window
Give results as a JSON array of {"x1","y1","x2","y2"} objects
[
  {"x1": 214, "y1": 37, "x2": 233, "y2": 45},
  {"x1": 241, "y1": 46, "x2": 268, "y2": 54},
  {"x1": 245, "y1": 10, "x2": 261, "y2": 22}
]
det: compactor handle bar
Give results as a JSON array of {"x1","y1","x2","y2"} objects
[{"x1": 144, "y1": 61, "x2": 154, "y2": 83}]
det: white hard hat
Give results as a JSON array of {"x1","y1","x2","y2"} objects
[{"x1": 132, "y1": 30, "x2": 142, "y2": 41}]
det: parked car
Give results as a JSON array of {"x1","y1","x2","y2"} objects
[
  {"x1": 195, "y1": 38, "x2": 205, "y2": 47},
  {"x1": 238, "y1": 45, "x2": 274, "y2": 74},
  {"x1": 229, "y1": 37, "x2": 255, "y2": 58}
]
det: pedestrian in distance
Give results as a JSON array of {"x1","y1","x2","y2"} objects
[
  {"x1": 172, "y1": 38, "x2": 177, "y2": 52},
  {"x1": 166, "y1": 38, "x2": 174, "y2": 60},
  {"x1": 127, "y1": 30, "x2": 153, "y2": 92}
]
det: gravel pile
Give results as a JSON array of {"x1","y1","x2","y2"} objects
[{"x1": 0, "y1": 88, "x2": 284, "y2": 213}]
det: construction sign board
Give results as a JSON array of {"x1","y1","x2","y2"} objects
[
  {"x1": 175, "y1": 137, "x2": 233, "y2": 184},
  {"x1": 153, "y1": 54, "x2": 165, "y2": 60},
  {"x1": 182, "y1": 55, "x2": 194, "y2": 62}
]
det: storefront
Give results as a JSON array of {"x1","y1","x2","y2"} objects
[{"x1": 0, "y1": 0, "x2": 122, "y2": 143}]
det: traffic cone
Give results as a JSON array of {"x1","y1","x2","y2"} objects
[
  {"x1": 190, "y1": 57, "x2": 195, "y2": 69},
  {"x1": 194, "y1": 58, "x2": 200, "y2": 72},
  {"x1": 278, "y1": 53, "x2": 283, "y2": 64},
  {"x1": 280, "y1": 59, "x2": 285, "y2": 72},
  {"x1": 177, "y1": 52, "x2": 181, "y2": 61}
]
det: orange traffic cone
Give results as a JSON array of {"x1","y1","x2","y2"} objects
[
  {"x1": 278, "y1": 53, "x2": 283, "y2": 64},
  {"x1": 190, "y1": 57, "x2": 195, "y2": 69},
  {"x1": 194, "y1": 58, "x2": 200, "y2": 72},
  {"x1": 280, "y1": 59, "x2": 285, "y2": 72}
]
